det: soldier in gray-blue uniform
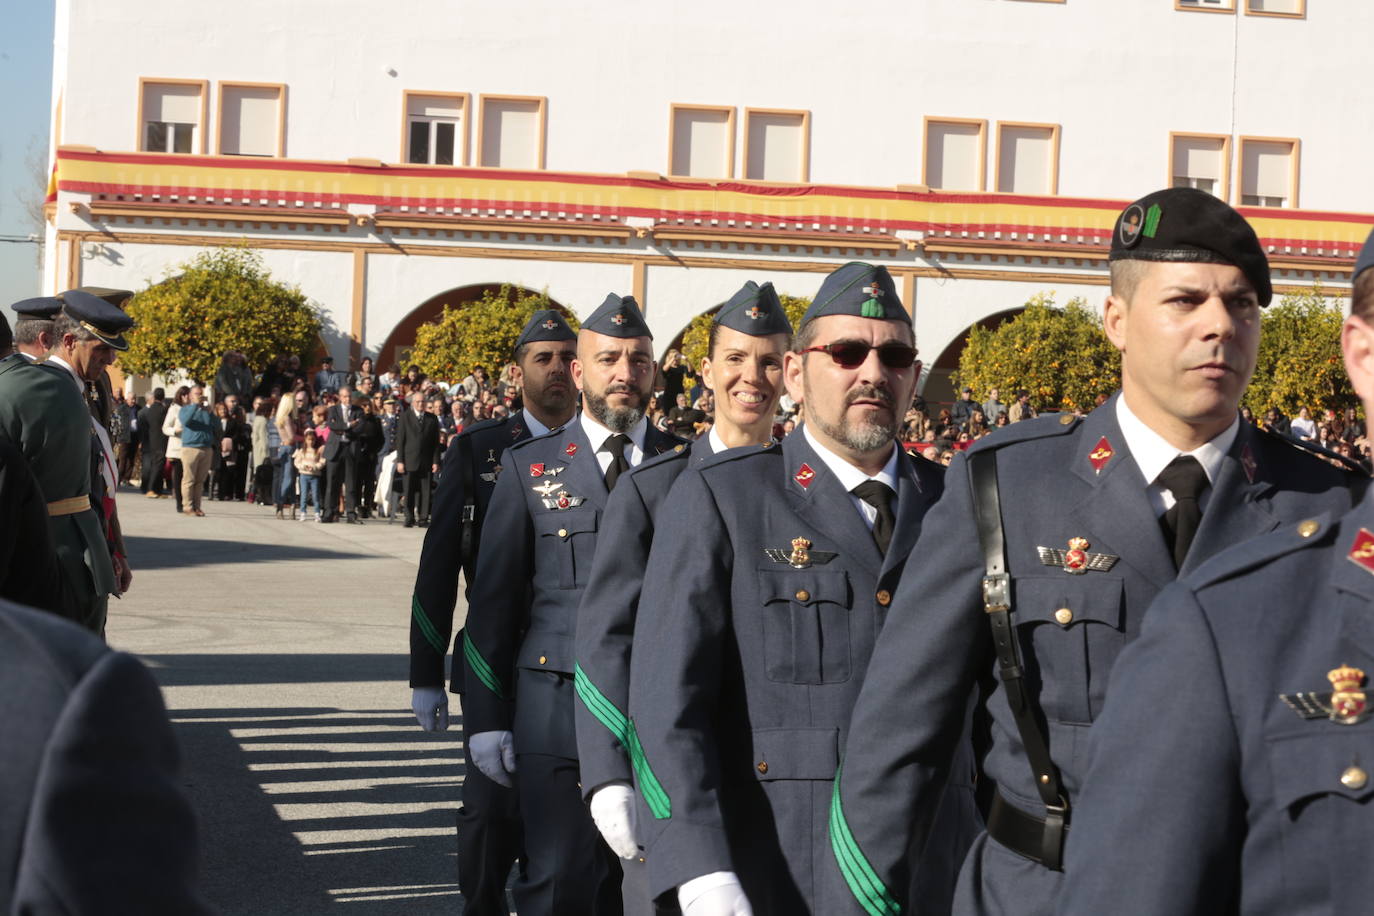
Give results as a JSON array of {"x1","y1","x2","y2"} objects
[
  {"x1": 573, "y1": 281, "x2": 792, "y2": 910},
  {"x1": 830, "y1": 189, "x2": 1366, "y2": 916},
  {"x1": 463, "y1": 294, "x2": 686, "y2": 916},
  {"x1": 408, "y1": 309, "x2": 578, "y2": 916},
  {"x1": 1055, "y1": 228, "x2": 1374, "y2": 916},
  {"x1": 629, "y1": 262, "x2": 976, "y2": 916}
]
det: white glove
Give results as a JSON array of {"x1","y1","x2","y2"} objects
[
  {"x1": 411, "y1": 687, "x2": 449, "y2": 732},
  {"x1": 468, "y1": 730, "x2": 517, "y2": 787},
  {"x1": 679, "y1": 872, "x2": 753, "y2": 916},
  {"x1": 589, "y1": 782, "x2": 639, "y2": 859}
]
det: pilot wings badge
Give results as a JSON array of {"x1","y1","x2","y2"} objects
[
  {"x1": 764, "y1": 536, "x2": 837, "y2": 569},
  {"x1": 1281, "y1": 665, "x2": 1368, "y2": 726},
  {"x1": 1037, "y1": 537, "x2": 1119, "y2": 575}
]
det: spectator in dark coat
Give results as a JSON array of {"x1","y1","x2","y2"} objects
[
  {"x1": 394, "y1": 391, "x2": 440, "y2": 528},
  {"x1": 138, "y1": 388, "x2": 169, "y2": 497}
]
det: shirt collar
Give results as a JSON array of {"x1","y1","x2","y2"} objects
[
  {"x1": 802, "y1": 423, "x2": 900, "y2": 494},
  {"x1": 43, "y1": 354, "x2": 85, "y2": 393},
  {"x1": 706, "y1": 427, "x2": 728, "y2": 456},
  {"x1": 1115, "y1": 394, "x2": 1239, "y2": 488},
  {"x1": 579, "y1": 410, "x2": 648, "y2": 454},
  {"x1": 521, "y1": 408, "x2": 551, "y2": 439}
]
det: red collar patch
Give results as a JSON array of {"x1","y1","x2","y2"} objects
[
  {"x1": 529, "y1": 463, "x2": 545, "y2": 478},
  {"x1": 794, "y1": 463, "x2": 816, "y2": 489},
  {"x1": 1241, "y1": 443, "x2": 1258, "y2": 483},
  {"x1": 1349, "y1": 528, "x2": 1374, "y2": 575},
  {"x1": 565, "y1": 442, "x2": 578, "y2": 457},
  {"x1": 1088, "y1": 436, "x2": 1114, "y2": 474}
]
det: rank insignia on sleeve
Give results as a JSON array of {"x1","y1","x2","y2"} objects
[
  {"x1": 1281, "y1": 665, "x2": 1368, "y2": 725},
  {"x1": 794, "y1": 463, "x2": 816, "y2": 489},
  {"x1": 1088, "y1": 437, "x2": 1114, "y2": 475},
  {"x1": 542, "y1": 491, "x2": 586, "y2": 511},
  {"x1": 565, "y1": 442, "x2": 579, "y2": 457},
  {"x1": 765, "y1": 536, "x2": 837, "y2": 569},
  {"x1": 1241, "y1": 443, "x2": 1258, "y2": 483},
  {"x1": 1038, "y1": 537, "x2": 1119, "y2": 574},
  {"x1": 1349, "y1": 528, "x2": 1374, "y2": 576}
]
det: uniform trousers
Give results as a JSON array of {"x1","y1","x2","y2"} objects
[{"x1": 456, "y1": 731, "x2": 526, "y2": 915}]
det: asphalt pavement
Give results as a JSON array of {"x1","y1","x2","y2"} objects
[{"x1": 108, "y1": 485, "x2": 478, "y2": 914}]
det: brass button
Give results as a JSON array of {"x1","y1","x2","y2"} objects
[
  {"x1": 795, "y1": 589, "x2": 810, "y2": 602},
  {"x1": 1054, "y1": 607, "x2": 1074, "y2": 625},
  {"x1": 1298, "y1": 519, "x2": 1319, "y2": 538},
  {"x1": 1059, "y1": 414, "x2": 1074, "y2": 426},
  {"x1": 1342, "y1": 766, "x2": 1368, "y2": 790},
  {"x1": 558, "y1": 528, "x2": 568, "y2": 538},
  {"x1": 539, "y1": 655, "x2": 547, "y2": 665},
  {"x1": 876, "y1": 589, "x2": 892, "y2": 607},
  {"x1": 757, "y1": 761, "x2": 769, "y2": 774}
]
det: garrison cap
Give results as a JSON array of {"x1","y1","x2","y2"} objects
[
  {"x1": 515, "y1": 309, "x2": 577, "y2": 353},
  {"x1": 58, "y1": 288, "x2": 134, "y2": 351},
  {"x1": 581, "y1": 293, "x2": 652, "y2": 339},
  {"x1": 1353, "y1": 227, "x2": 1374, "y2": 285},
  {"x1": 9, "y1": 296, "x2": 63, "y2": 320},
  {"x1": 800, "y1": 262, "x2": 909, "y2": 326},
  {"x1": 1109, "y1": 187, "x2": 1272, "y2": 307},
  {"x1": 714, "y1": 281, "x2": 793, "y2": 337},
  {"x1": 70, "y1": 286, "x2": 134, "y2": 309}
]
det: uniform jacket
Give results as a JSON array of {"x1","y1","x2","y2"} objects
[
  {"x1": 573, "y1": 436, "x2": 710, "y2": 798},
  {"x1": 832, "y1": 395, "x2": 1366, "y2": 916},
  {"x1": 393, "y1": 409, "x2": 439, "y2": 469},
  {"x1": 409, "y1": 412, "x2": 537, "y2": 692},
  {"x1": 1058, "y1": 496, "x2": 1374, "y2": 915},
  {"x1": 323, "y1": 403, "x2": 364, "y2": 460},
  {"x1": 463, "y1": 416, "x2": 683, "y2": 757},
  {"x1": 0, "y1": 436, "x2": 67, "y2": 618},
  {"x1": 628, "y1": 429, "x2": 966, "y2": 914},
  {"x1": 0, "y1": 599, "x2": 209, "y2": 913}
]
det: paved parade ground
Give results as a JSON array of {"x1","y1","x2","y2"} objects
[{"x1": 107, "y1": 486, "x2": 472, "y2": 914}]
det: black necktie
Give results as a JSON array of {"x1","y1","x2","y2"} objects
[
  {"x1": 604, "y1": 434, "x2": 632, "y2": 491},
  {"x1": 852, "y1": 480, "x2": 896, "y2": 556},
  {"x1": 1157, "y1": 455, "x2": 1208, "y2": 569}
]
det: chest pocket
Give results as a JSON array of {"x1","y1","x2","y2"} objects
[
  {"x1": 1268, "y1": 730, "x2": 1374, "y2": 880},
  {"x1": 535, "y1": 509, "x2": 599, "y2": 589},
  {"x1": 1011, "y1": 574, "x2": 1125, "y2": 725},
  {"x1": 758, "y1": 568, "x2": 852, "y2": 685}
]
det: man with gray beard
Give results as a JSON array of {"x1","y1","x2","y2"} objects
[{"x1": 462, "y1": 293, "x2": 685, "y2": 916}]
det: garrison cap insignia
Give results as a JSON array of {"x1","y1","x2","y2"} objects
[
  {"x1": 1118, "y1": 204, "x2": 1145, "y2": 248},
  {"x1": 1038, "y1": 537, "x2": 1120, "y2": 575},
  {"x1": 544, "y1": 491, "x2": 586, "y2": 511},
  {"x1": 611, "y1": 312, "x2": 627, "y2": 326},
  {"x1": 542, "y1": 319, "x2": 558, "y2": 330},
  {"x1": 1348, "y1": 528, "x2": 1374, "y2": 576},
  {"x1": 1280, "y1": 665, "x2": 1368, "y2": 725},
  {"x1": 1241, "y1": 443, "x2": 1258, "y2": 483},
  {"x1": 764, "y1": 536, "x2": 838, "y2": 569},
  {"x1": 794, "y1": 463, "x2": 816, "y2": 489},
  {"x1": 745, "y1": 306, "x2": 763, "y2": 320},
  {"x1": 565, "y1": 442, "x2": 579, "y2": 457},
  {"x1": 1088, "y1": 436, "x2": 1114, "y2": 475}
]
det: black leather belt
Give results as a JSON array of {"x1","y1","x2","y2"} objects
[{"x1": 986, "y1": 791, "x2": 1070, "y2": 869}]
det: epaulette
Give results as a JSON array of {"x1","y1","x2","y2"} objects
[
  {"x1": 966, "y1": 411, "x2": 1082, "y2": 454},
  {"x1": 626, "y1": 440, "x2": 694, "y2": 477},
  {"x1": 1185, "y1": 512, "x2": 1335, "y2": 590},
  {"x1": 696, "y1": 437, "x2": 780, "y2": 471},
  {"x1": 1255, "y1": 425, "x2": 1370, "y2": 477}
]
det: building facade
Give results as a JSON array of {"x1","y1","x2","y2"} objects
[{"x1": 44, "y1": 0, "x2": 1370, "y2": 399}]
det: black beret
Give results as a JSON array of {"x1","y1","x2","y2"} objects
[
  {"x1": 58, "y1": 288, "x2": 135, "y2": 351},
  {"x1": 1109, "y1": 188, "x2": 1272, "y2": 307},
  {"x1": 714, "y1": 281, "x2": 792, "y2": 337},
  {"x1": 1353, "y1": 227, "x2": 1374, "y2": 285},
  {"x1": 582, "y1": 294, "x2": 652, "y2": 339},
  {"x1": 515, "y1": 309, "x2": 577, "y2": 352},
  {"x1": 801, "y1": 262, "x2": 910, "y2": 326},
  {"x1": 10, "y1": 296, "x2": 63, "y2": 320}
]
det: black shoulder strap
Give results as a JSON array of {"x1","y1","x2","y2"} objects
[
  {"x1": 457, "y1": 431, "x2": 478, "y2": 583},
  {"x1": 968, "y1": 448, "x2": 1069, "y2": 869}
]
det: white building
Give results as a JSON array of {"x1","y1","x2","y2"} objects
[{"x1": 43, "y1": 0, "x2": 1371, "y2": 400}]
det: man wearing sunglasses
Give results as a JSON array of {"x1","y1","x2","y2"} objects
[
  {"x1": 629, "y1": 262, "x2": 979, "y2": 916},
  {"x1": 830, "y1": 188, "x2": 1366, "y2": 916}
]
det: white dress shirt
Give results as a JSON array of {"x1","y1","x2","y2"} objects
[
  {"x1": 579, "y1": 411, "x2": 649, "y2": 475},
  {"x1": 802, "y1": 424, "x2": 901, "y2": 531},
  {"x1": 1116, "y1": 394, "x2": 1238, "y2": 517}
]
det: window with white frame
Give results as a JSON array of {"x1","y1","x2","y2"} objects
[
  {"x1": 406, "y1": 94, "x2": 466, "y2": 165},
  {"x1": 924, "y1": 118, "x2": 987, "y2": 191},
  {"x1": 479, "y1": 96, "x2": 545, "y2": 169},
  {"x1": 670, "y1": 105, "x2": 735, "y2": 178},
  {"x1": 1170, "y1": 134, "x2": 1228, "y2": 197},
  {"x1": 744, "y1": 109, "x2": 808, "y2": 182},
  {"x1": 995, "y1": 122, "x2": 1059, "y2": 194},
  {"x1": 1239, "y1": 138, "x2": 1298, "y2": 207},
  {"x1": 1246, "y1": 0, "x2": 1304, "y2": 15},
  {"x1": 141, "y1": 81, "x2": 204, "y2": 153},
  {"x1": 1178, "y1": 0, "x2": 1234, "y2": 10},
  {"x1": 219, "y1": 84, "x2": 283, "y2": 157}
]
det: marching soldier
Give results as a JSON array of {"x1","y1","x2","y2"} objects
[
  {"x1": 1053, "y1": 229, "x2": 1374, "y2": 915},
  {"x1": 462, "y1": 294, "x2": 685, "y2": 915},
  {"x1": 628, "y1": 263, "x2": 977, "y2": 915},
  {"x1": 408, "y1": 309, "x2": 578, "y2": 916},
  {"x1": 573, "y1": 281, "x2": 792, "y2": 911},
  {"x1": 830, "y1": 189, "x2": 1366, "y2": 916}
]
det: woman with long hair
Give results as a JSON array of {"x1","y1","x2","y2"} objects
[{"x1": 161, "y1": 386, "x2": 191, "y2": 513}]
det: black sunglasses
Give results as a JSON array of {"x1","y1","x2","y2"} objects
[{"x1": 801, "y1": 342, "x2": 918, "y2": 369}]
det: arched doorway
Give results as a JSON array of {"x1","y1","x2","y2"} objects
[
  {"x1": 924, "y1": 307, "x2": 1026, "y2": 408},
  {"x1": 377, "y1": 284, "x2": 570, "y2": 373}
]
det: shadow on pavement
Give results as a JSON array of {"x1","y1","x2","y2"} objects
[
  {"x1": 125, "y1": 535, "x2": 371, "y2": 570},
  {"x1": 140, "y1": 653, "x2": 408, "y2": 686}
]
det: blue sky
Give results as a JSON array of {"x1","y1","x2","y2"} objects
[{"x1": 0, "y1": 2, "x2": 55, "y2": 305}]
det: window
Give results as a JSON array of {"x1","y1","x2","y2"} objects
[
  {"x1": 139, "y1": 79, "x2": 207, "y2": 154},
  {"x1": 743, "y1": 109, "x2": 809, "y2": 182},
  {"x1": 994, "y1": 122, "x2": 1060, "y2": 194},
  {"x1": 1177, "y1": 0, "x2": 1234, "y2": 11},
  {"x1": 1245, "y1": 0, "x2": 1304, "y2": 16},
  {"x1": 1238, "y1": 137, "x2": 1299, "y2": 207},
  {"x1": 1169, "y1": 133, "x2": 1230, "y2": 199},
  {"x1": 669, "y1": 105, "x2": 736, "y2": 178},
  {"x1": 403, "y1": 92, "x2": 469, "y2": 165},
  {"x1": 923, "y1": 118, "x2": 987, "y2": 191},
  {"x1": 217, "y1": 82, "x2": 285, "y2": 157},
  {"x1": 477, "y1": 95, "x2": 546, "y2": 169}
]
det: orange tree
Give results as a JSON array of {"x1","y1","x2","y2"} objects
[
  {"x1": 1242, "y1": 284, "x2": 1355, "y2": 418},
  {"x1": 408, "y1": 285, "x2": 578, "y2": 381}
]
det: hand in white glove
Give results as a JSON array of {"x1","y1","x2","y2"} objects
[
  {"x1": 468, "y1": 730, "x2": 517, "y2": 787},
  {"x1": 589, "y1": 781, "x2": 639, "y2": 859},
  {"x1": 411, "y1": 687, "x2": 449, "y2": 732},
  {"x1": 679, "y1": 872, "x2": 753, "y2": 916}
]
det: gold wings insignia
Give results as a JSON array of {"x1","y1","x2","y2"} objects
[{"x1": 763, "y1": 547, "x2": 838, "y2": 568}]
